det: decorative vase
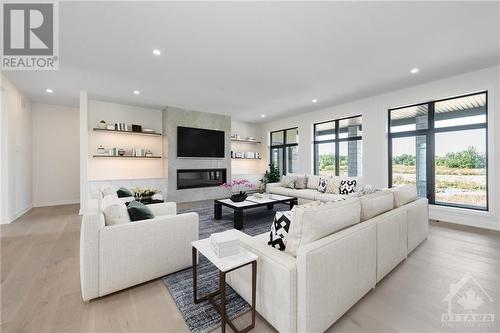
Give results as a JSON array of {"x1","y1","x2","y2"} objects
[
  {"x1": 230, "y1": 192, "x2": 247, "y2": 202},
  {"x1": 98, "y1": 120, "x2": 107, "y2": 129}
]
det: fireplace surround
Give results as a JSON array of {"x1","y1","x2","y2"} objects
[{"x1": 177, "y1": 169, "x2": 227, "y2": 190}]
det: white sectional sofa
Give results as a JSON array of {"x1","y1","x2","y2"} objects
[
  {"x1": 226, "y1": 184, "x2": 428, "y2": 333},
  {"x1": 266, "y1": 174, "x2": 364, "y2": 203},
  {"x1": 80, "y1": 199, "x2": 199, "y2": 301}
]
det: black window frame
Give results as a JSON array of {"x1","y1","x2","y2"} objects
[
  {"x1": 313, "y1": 115, "x2": 363, "y2": 176},
  {"x1": 270, "y1": 127, "x2": 299, "y2": 175},
  {"x1": 388, "y1": 91, "x2": 488, "y2": 211}
]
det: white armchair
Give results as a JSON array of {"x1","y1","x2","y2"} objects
[{"x1": 80, "y1": 199, "x2": 199, "y2": 301}]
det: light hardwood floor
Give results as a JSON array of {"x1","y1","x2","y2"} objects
[{"x1": 1, "y1": 203, "x2": 499, "y2": 333}]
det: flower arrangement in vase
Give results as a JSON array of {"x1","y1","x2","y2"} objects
[
  {"x1": 220, "y1": 179, "x2": 254, "y2": 202},
  {"x1": 132, "y1": 187, "x2": 159, "y2": 203}
]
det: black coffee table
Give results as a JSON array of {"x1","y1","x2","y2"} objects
[{"x1": 214, "y1": 194, "x2": 298, "y2": 230}]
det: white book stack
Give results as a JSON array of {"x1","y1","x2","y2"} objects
[{"x1": 210, "y1": 230, "x2": 240, "y2": 258}]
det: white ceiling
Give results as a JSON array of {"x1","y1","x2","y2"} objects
[{"x1": 4, "y1": 1, "x2": 500, "y2": 122}]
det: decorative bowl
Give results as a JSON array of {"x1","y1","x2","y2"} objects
[{"x1": 230, "y1": 193, "x2": 247, "y2": 202}]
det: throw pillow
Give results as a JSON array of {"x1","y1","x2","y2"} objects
[
  {"x1": 127, "y1": 201, "x2": 155, "y2": 222},
  {"x1": 317, "y1": 177, "x2": 328, "y2": 193},
  {"x1": 339, "y1": 179, "x2": 357, "y2": 194},
  {"x1": 102, "y1": 195, "x2": 131, "y2": 225},
  {"x1": 295, "y1": 175, "x2": 308, "y2": 189},
  {"x1": 281, "y1": 175, "x2": 296, "y2": 189},
  {"x1": 268, "y1": 211, "x2": 293, "y2": 251},
  {"x1": 325, "y1": 176, "x2": 341, "y2": 194},
  {"x1": 116, "y1": 187, "x2": 134, "y2": 198},
  {"x1": 100, "y1": 184, "x2": 117, "y2": 197}
]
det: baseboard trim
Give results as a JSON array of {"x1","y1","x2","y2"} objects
[
  {"x1": 1, "y1": 205, "x2": 33, "y2": 224},
  {"x1": 32, "y1": 199, "x2": 80, "y2": 208}
]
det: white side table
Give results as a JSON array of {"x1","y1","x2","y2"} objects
[{"x1": 192, "y1": 230, "x2": 257, "y2": 333}]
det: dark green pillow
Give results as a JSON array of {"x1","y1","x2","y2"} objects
[
  {"x1": 117, "y1": 187, "x2": 134, "y2": 198},
  {"x1": 127, "y1": 201, "x2": 155, "y2": 221}
]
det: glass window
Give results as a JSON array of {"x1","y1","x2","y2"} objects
[
  {"x1": 270, "y1": 128, "x2": 298, "y2": 175},
  {"x1": 313, "y1": 116, "x2": 362, "y2": 177},
  {"x1": 389, "y1": 91, "x2": 488, "y2": 211},
  {"x1": 435, "y1": 129, "x2": 487, "y2": 209},
  {"x1": 390, "y1": 104, "x2": 428, "y2": 133},
  {"x1": 314, "y1": 142, "x2": 335, "y2": 176}
]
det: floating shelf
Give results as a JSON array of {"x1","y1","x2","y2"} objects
[
  {"x1": 93, "y1": 128, "x2": 162, "y2": 136},
  {"x1": 93, "y1": 155, "x2": 162, "y2": 159},
  {"x1": 231, "y1": 157, "x2": 261, "y2": 160},
  {"x1": 231, "y1": 139, "x2": 261, "y2": 144}
]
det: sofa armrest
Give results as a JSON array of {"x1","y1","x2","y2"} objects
[
  {"x1": 226, "y1": 233, "x2": 298, "y2": 333},
  {"x1": 265, "y1": 182, "x2": 281, "y2": 192},
  {"x1": 296, "y1": 220, "x2": 377, "y2": 333},
  {"x1": 97, "y1": 212, "x2": 198, "y2": 297},
  {"x1": 147, "y1": 201, "x2": 177, "y2": 216}
]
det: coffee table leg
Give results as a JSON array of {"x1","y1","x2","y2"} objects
[
  {"x1": 214, "y1": 202, "x2": 222, "y2": 220},
  {"x1": 234, "y1": 209, "x2": 243, "y2": 230},
  {"x1": 290, "y1": 199, "x2": 297, "y2": 210},
  {"x1": 220, "y1": 270, "x2": 226, "y2": 333}
]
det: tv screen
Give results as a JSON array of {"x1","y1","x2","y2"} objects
[{"x1": 177, "y1": 126, "x2": 225, "y2": 158}]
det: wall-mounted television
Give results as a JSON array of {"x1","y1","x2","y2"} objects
[{"x1": 177, "y1": 126, "x2": 225, "y2": 158}]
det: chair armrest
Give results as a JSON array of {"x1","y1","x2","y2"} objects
[
  {"x1": 98, "y1": 212, "x2": 199, "y2": 297},
  {"x1": 147, "y1": 202, "x2": 177, "y2": 216}
]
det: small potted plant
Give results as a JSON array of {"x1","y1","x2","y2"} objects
[
  {"x1": 132, "y1": 187, "x2": 159, "y2": 203},
  {"x1": 220, "y1": 179, "x2": 254, "y2": 202}
]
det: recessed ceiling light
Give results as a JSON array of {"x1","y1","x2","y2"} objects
[
  {"x1": 133, "y1": 90, "x2": 140, "y2": 95},
  {"x1": 312, "y1": 99, "x2": 318, "y2": 103},
  {"x1": 153, "y1": 49, "x2": 161, "y2": 56},
  {"x1": 410, "y1": 68, "x2": 419, "y2": 74},
  {"x1": 46, "y1": 88, "x2": 53, "y2": 94},
  {"x1": 261, "y1": 114, "x2": 266, "y2": 118}
]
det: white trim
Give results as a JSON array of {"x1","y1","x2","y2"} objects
[
  {"x1": 0, "y1": 205, "x2": 32, "y2": 224},
  {"x1": 32, "y1": 199, "x2": 80, "y2": 208},
  {"x1": 430, "y1": 205, "x2": 500, "y2": 231}
]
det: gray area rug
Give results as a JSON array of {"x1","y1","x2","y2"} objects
[{"x1": 163, "y1": 203, "x2": 280, "y2": 333}]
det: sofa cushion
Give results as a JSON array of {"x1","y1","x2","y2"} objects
[
  {"x1": 102, "y1": 195, "x2": 131, "y2": 225},
  {"x1": 281, "y1": 175, "x2": 297, "y2": 189},
  {"x1": 268, "y1": 186, "x2": 292, "y2": 196},
  {"x1": 315, "y1": 193, "x2": 346, "y2": 202},
  {"x1": 317, "y1": 177, "x2": 328, "y2": 193},
  {"x1": 325, "y1": 176, "x2": 341, "y2": 194},
  {"x1": 295, "y1": 175, "x2": 308, "y2": 189},
  {"x1": 285, "y1": 198, "x2": 361, "y2": 256},
  {"x1": 339, "y1": 179, "x2": 357, "y2": 194},
  {"x1": 306, "y1": 174, "x2": 320, "y2": 190},
  {"x1": 101, "y1": 184, "x2": 117, "y2": 197},
  {"x1": 360, "y1": 190, "x2": 394, "y2": 221},
  {"x1": 268, "y1": 211, "x2": 293, "y2": 250},
  {"x1": 294, "y1": 189, "x2": 317, "y2": 200},
  {"x1": 391, "y1": 184, "x2": 418, "y2": 207}
]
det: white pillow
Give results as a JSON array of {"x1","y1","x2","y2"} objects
[
  {"x1": 325, "y1": 176, "x2": 342, "y2": 194},
  {"x1": 101, "y1": 195, "x2": 131, "y2": 226},
  {"x1": 285, "y1": 198, "x2": 361, "y2": 257},
  {"x1": 306, "y1": 174, "x2": 320, "y2": 190},
  {"x1": 100, "y1": 184, "x2": 117, "y2": 197},
  {"x1": 360, "y1": 190, "x2": 394, "y2": 221}
]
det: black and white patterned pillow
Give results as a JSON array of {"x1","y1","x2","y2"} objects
[
  {"x1": 268, "y1": 211, "x2": 293, "y2": 251},
  {"x1": 339, "y1": 179, "x2": 357, "y2": 194},
  {"x1": 317, "y1": 177, "x2": 328, "y2": 193}
]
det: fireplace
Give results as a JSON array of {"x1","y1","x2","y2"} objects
[{"x1": 177, "y1": 169, "x2": 227, "y2": 190}]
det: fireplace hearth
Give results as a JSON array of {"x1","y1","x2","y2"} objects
[{"x1": 177, "y1": 169, "x2": 227, "y2": 190}]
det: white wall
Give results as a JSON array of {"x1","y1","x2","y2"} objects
[
  {"x1": 32, "y1": 103, "x2": 80, "y2": 207},
  {"x1": 260, "y1": 65, "x2": 500, "y2": 230},
  {"x1": 0, "y1": 74, "x2": 33, "y2": 223}
]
